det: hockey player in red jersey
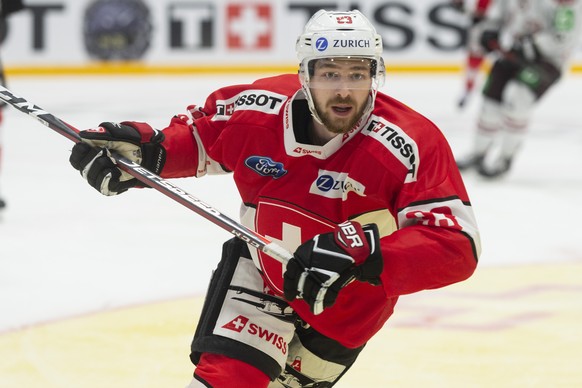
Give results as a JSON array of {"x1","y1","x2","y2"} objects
[{"x1": 69, "y1": 9, "x2": 480, "y2": 388}]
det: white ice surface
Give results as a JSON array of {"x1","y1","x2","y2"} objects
[{"x1": 1, "y1": 72, "x2": 581, "y2": 333}]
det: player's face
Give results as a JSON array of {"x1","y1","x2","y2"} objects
[{"x1": 309, "y1": 58, "x2": 373, "y2": 134}]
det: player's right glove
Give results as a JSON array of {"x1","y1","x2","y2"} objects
[
  {"x1": 69, "y1": 121, "x2": 165, "y2": 196},
  {"x1": 283, "y1": 221, "x2": 383, "y2": 315}
]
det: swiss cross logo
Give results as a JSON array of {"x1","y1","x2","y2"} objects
[
  {"x1": 368, "y1": 120, "x2": 385, "y2": 133},
  {"x1": 291, "y1": 356, "x2": 302, "y2": 371},
  {"x1": 217, "y1": 102, "x2": 235, "y2": 116},
  {"x1": 255, "y1": 199, "x2": 335, "y2": 293},
  {"x1": 222, "y1": 315, "x2": 249, "y2": 333},
  {"x1": 226, "y1": 4, "x2": 272, "y2": 49},
  {"x1": 292, "y1": 146, "x2": 322, "y2": 156}
]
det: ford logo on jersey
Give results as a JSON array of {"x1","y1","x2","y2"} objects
[{"x1": 245, "y1": 156, "x2": 287, "y2": 179}]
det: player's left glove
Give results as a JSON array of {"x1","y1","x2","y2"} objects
[{"x1": 283, "y1": 221, "x2": 383, "y2": 315}]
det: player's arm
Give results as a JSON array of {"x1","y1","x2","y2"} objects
[
  {"x1": 378, "y1": 129, "x2": 480, "y2": 297},
  {"x1": 160, "y1": 83, "x2": 260, "y2": 178},
  {"x1": 69, "y1": 83, "x2": 252, "y2": 195},
  {"x1": 380, "y1": 197, "x2": 479, "y2": 297}
]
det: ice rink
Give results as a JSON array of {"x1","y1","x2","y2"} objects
[{"x1": 1, "y1": 72, "x2": 581, "y2": 387}]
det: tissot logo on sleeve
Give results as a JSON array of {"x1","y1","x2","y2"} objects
[
  {"x1": 365, "y1": 116, "x2": 419, "y2": 183},
  {"x1": 213, "y1": 90, "x2": 287, "y2": 121}
]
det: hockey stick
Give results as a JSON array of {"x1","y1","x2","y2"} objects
[{"x1": 0, "y1": 85, "x2": 293, "y2": 265}]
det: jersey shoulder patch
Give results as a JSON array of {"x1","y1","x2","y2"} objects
[
  {"x1": 213, "y1": 89, "x2": 288, "y2": 121},
  {"x1": 362, "y1": 115, "x2": 419, "y2": 183}
]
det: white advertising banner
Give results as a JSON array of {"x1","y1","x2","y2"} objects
[{"x1": 1, "y1": 0, "x2": 581, "y2": 73}]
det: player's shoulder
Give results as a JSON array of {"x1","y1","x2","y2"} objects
[
  {"x1": 206, "y1": 74, "x2": 298, "y2": 123},
  {"x1": 359, "y1": 93, "x2": 455, "y2": 186},
  {"x1": 232, "y1": 73, "x2": 300, "y2": 114},
  {"x1": 362, "y1": 92, "x2": 450, "y2": 180},
  {"x1": 373, "y1": 92, "x2": 441, "y2": 136}
]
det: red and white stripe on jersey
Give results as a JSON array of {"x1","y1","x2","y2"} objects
[{"x1": 399, "y1": 196, "x2": 480, "y2": 251}]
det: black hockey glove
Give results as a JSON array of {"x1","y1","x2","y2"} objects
[
  {"x1": 480, "y1": 29, "x2": 501, "y2": 53},
  {"x1": 283, "y1": 221, "x2": 383, "y2": 315},
  {"x1": 69, "y1": 121, "x2": 165, "y2": 196}
]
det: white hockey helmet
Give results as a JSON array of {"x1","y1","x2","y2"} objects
[{"x1": 296, "y1": 10, "x2": 385, "y2": 124}]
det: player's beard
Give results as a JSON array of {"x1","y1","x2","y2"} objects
[{"x1": 316, "y1": 95, "x2": 368, "y2": 134}]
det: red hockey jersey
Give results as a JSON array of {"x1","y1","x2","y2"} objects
[{"x1": 159, "y1": 74, "x2": 480, "y2": 348}]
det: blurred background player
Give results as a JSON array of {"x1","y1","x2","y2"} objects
[
  {"x1": 451, "y1": 0, "x2": 493, "y2": 108},
  {"x1": 0, "y1": 0, "x2": 25, "y2": 210},
  {"x1": 457, "y1": 0, "x2": 582, "y2": 178}
]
